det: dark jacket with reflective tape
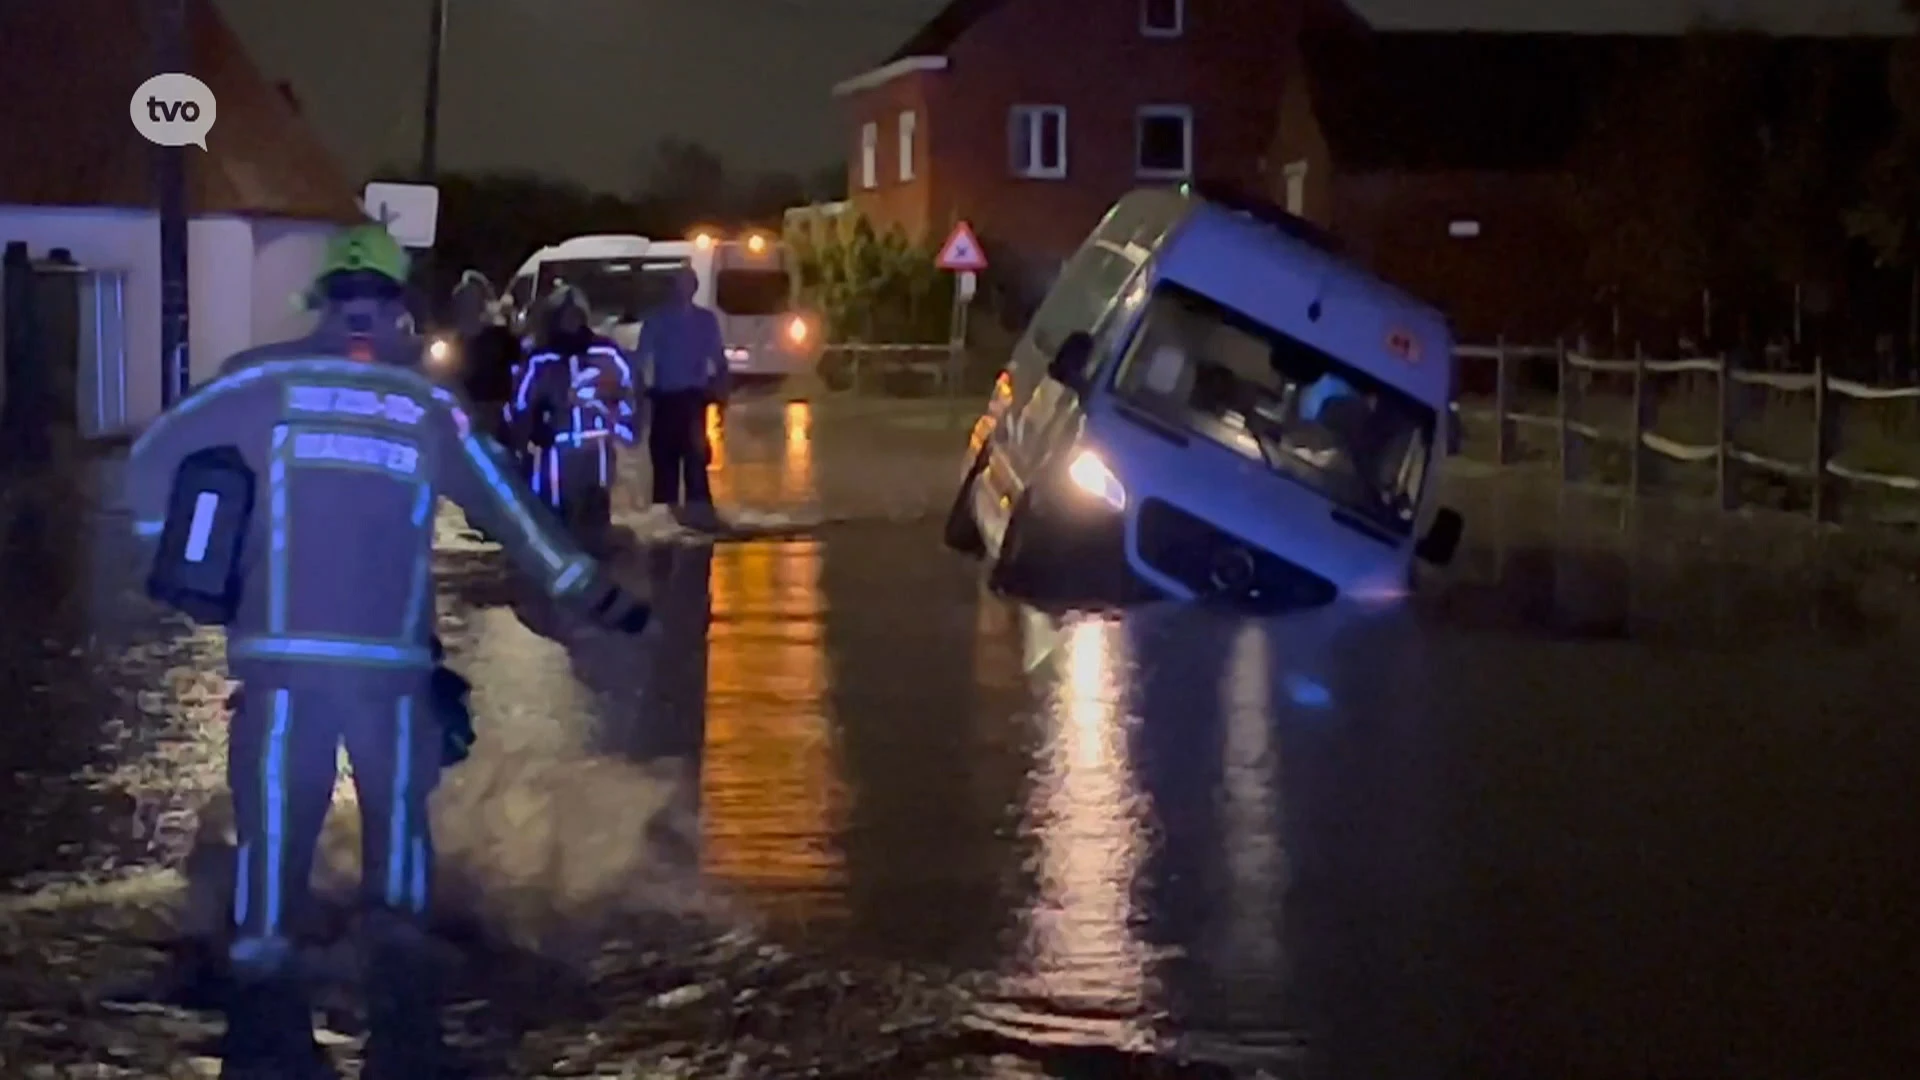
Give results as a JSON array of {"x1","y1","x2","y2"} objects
[
  {"x1": 126, "y1": 336, "x2": 597, "y2": 674},
  {"x1": 511, "y1": 337, "x2": 637, "y2": 448}
]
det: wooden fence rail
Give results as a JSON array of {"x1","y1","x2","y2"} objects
[
  {"x1": 1457, "y1": 341, "x2": 1920, "y2": 523},
  {"x1": 816, "y1": 343, "x2": 958, "y2": 391}
]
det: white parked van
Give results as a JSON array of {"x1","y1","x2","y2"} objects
[
  {"x1": 507, "y1": 231, "x2": 814, "y2": 379},
  {"x1": 945, "y1": 185, "x2": 1463, "y2": 611}
]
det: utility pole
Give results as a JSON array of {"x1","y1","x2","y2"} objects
[
  {"x1": 157, "y1": 0, "x2": 190, "y2": 406},
  {"x1": 415, "y1": 0, "x2": 447, "y2": 320},
  {"x1": 421, "y1": 0, "x2": 446, "y2": 179}
]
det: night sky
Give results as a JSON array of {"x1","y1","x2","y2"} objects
[{"x1": 214, "y1": 0, "x2": 1910, "y2": 193}]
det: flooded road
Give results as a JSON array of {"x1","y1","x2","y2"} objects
[{"x1": 2, "y1": 394, "x2": 1918, "y2": 1077}]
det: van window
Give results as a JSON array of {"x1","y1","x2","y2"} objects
[
  {"x1": 1111, "y1": 280, "x2": 1434, "y2": 534},
  {"x1": 1094, "y1": 192, "x2": 1181, "y2": 252},
  {"x1": 1027, "y1": 243, "x2": 1139, "y2": 363},
  {"x1": 715, "y1": 268, "x2": 792, "y2": 315},
  {"x1": 507, "y1": 273, "x2": 535, "y2": 311},
  {"x1": 536, "y1": 257, "x2": 687, "y2": 320}
]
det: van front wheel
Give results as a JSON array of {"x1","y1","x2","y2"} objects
[
  {"x1": 988, "y1": 494, "x2": 1057, "y2": 598},
  {"x1": 944, "y1": 448, "x2": 989, "y2": 557}
]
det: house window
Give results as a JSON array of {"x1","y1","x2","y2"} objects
[
  {"x1": 1141, "y1": 0, "x2": 1183, "y2": 36},
  {"x1": 1010, "y1": 105, "x2": 1067, "y2": 179},
  {"x1": 1283, "y1": 160, "x2": 1307, "y2": 214},
  {"x1": 898, "y1": 110, "x2": 917, "y2": 182},
  {"x1": 860, "y1": 122, "x2": 877, "y2": 189},
  {"x1": 1136, "y1": 105, "x2": 1192, "y2": 179},
  {"x1": 1449, "y1": 219, "x2": 1481, "y2": 237}
]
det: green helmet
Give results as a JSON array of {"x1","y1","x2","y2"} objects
[{"x1": 315, "y1": 223, "x2": 409, "y2": 289}]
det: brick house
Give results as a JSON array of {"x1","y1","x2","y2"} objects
[
  {"x1": 1267, "y1": 28, "x2": 1897, "y2": 345},
  {"x1": 830, "y1": 0, "x2": 1303, "y2": 299},
  {"x1": 1265, "y1": 30, "x2": 1624, "y2": 343}
]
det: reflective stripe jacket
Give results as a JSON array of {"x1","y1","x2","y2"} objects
[
  {"x1": 511, "y1": 337, "x2": 637, "y2": 447},
  {"x1": 126, "y1": 339, "x2": 597, "y2": 672}
]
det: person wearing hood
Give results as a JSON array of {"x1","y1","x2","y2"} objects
[
  {"x1": 511, "y1": 284, "x2": 637, "y2": 542},
  {"x1": 632, "y1": 265, "x2": 727, "y2": 512},
  {"x1": 448, "y1": 270, "x2": 518, "y2": 441},
  {"x1": 124, "y1": 224, "x2": 649, "y2": 1078}
]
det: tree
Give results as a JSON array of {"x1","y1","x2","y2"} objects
[
  {"x1": 732, "y1": 170, "x2": 808, "y2": 226},
  {"x1": 637, "y1": 137, "x2": 728, "y2": 230},
  {"x1": 410, "y1": 170, "x2": 661, "y2": 306},
  {"x1": 804, "y1": 163, "x2": 848, "y2": 202},
  {"x1": 788, "y1": 212, "x2": 951, "y2": 345}
]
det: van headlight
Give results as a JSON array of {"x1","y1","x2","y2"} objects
[{"x1": 1067, "y1": 448, "x2": 1125, "y2": 511}]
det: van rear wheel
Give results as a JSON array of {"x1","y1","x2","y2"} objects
[
  {"x1": 944, "y1": 448, "x2": 988, "y2": 556},
  {"x1": 988, "y1": 494, "x2": 1055, "y2": 597}
]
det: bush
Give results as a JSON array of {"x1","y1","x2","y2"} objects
[{"x1": 785, "y1": 213, "x2": 953, "y2": 344}]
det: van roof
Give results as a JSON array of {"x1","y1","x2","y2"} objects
[
  {"x1": 1157, "y1": 192, "x2": 1452, "y2": 404},
  {"x1": 511, "y1": 234, "x2": 654, "y2": 279}
]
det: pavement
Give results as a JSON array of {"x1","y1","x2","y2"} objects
[{"x1": 1, "y1": 391, "x2": 1917, "y2": 1077}]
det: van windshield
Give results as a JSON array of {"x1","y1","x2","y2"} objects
[
  {"x1": 715, "y1": 268, "x2": 791, "y2": 315},
  {"x1": 1109, "y1": 282, "x2": 1435, "y2": 535},
  {"x1": 536, "y1": 257, "x2": 688, "y2": 322}
]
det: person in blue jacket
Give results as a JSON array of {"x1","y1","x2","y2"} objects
[
  {"x1": 126, "y1": 224, "x2": 648, "y2": 1079},
  {"x1": 632, "y1": 266, "x2": 727, "y2": 510}
]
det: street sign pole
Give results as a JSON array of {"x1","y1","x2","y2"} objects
[
  {"x1": 936, "y1": 223, "x2": 987, "y2": 427},
  {"x1": 156, "y1": 0, "x2": 189, "y2": 406}
]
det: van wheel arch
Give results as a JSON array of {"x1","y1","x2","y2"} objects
[{"x1": 944, "y1": 446, "x2": 989, "y2": 557}]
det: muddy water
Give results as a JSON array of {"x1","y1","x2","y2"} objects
[{"x1": 2, "y1": 400, "x2": 1918, "y2": 1076}]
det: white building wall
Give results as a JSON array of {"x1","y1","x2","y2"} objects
[
  {"x1": 0, "y1": 206, "x2": 341, "y2": 433},
  {"x1": 250, "y1": 217, "x2": 330, "y2": 345}
]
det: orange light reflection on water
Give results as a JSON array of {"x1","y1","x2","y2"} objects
[
  {"x1": 1018, "y1": 614, "x2": 1152, "y2": 1014},
  {"x1": 698, "y1": 414, "x2": 843, "y2": 909}
]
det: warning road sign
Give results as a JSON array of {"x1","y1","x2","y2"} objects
[{"x1": 936, "y1": 221, "x2": 987, "y2": 271}]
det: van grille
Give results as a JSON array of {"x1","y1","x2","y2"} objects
[{"x1": 1134, "y1": 498, "x2": 1338, "y2": 610}]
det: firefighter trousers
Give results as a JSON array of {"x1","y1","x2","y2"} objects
[
  {"x1": 223, "y1": 668, "x2": 445, "y2": 1076},
  {"x1": 530, "y1": 441, "x2": 615, "y2": 536}
]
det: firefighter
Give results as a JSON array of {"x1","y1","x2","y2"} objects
[
  {"x1": 126, "y1": 223, "x2": 648, "y2": 1079},
  {"x1": 510, "y1": 284, "x2": 637, "y2": 543}
]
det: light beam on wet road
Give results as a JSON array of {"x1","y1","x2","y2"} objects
[{"x1": 5, "y1": 395, "x2": 1920, "y2": 1076}]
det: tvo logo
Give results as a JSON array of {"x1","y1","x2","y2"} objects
[{"x1": 130, "y1": 73, "x2": 217, "y2": 150}]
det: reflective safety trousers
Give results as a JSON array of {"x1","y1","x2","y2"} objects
[{"x1": 227, "y1": 667, "x2": 441, "y2": 965}]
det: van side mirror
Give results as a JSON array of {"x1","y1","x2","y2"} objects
[
  {"x1": 1415, "y1": 507, "x2": 1463, "y2": 565},
  {"x1": 1048, "y1": 331, "x2": 1093, "y2": 391}
]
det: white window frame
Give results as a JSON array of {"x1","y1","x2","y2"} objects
[
  {"x1": 860, "y1": 121, "x2": 878, "y2": 189},
  {"x1": 1135, "y1": 105, "x2": 1193, "y2": 180},
  {"x1": 1141, "y1": 0, "x2": 1183, "y2": 37},
  {"x1": 898, "y1": 110, "x2": 917, "y2": 182},
  {"x1": 1009, "y1": 105, "x2": 1068, "y2": 179},
  {"x1": 1283, "y1": 160, "x2": 1308, "y2": 214}
]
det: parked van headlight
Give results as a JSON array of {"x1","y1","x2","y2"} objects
[{"x1": 1067, "y1": 449, "x2": 1126, "y2": 511}]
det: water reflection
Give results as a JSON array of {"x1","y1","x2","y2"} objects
[
  {"x1": 1198, "y1": 621, "x2": 1288, "y2": 1015},
  {"x1": 699, "y1": 405, "x2": 844, "y2": 913},
  {"x1": 706, "y1": 399, "x2": 817, "y2": 509},
  {"x1": 981, "y1": 612, "x2": 1156, "y2": 1051}
]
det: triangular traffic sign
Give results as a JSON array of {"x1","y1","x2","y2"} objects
[{"x1": 936, "y1": 221, "x2": 988, "y2": 270}]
